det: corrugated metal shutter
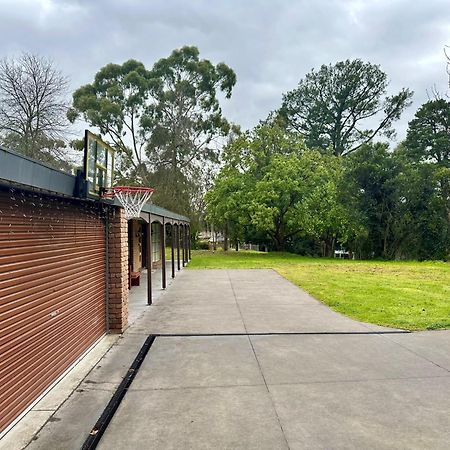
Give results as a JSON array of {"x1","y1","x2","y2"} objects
[{"x1": 0, "y1": 188, "x2": 106, "y2": 434}]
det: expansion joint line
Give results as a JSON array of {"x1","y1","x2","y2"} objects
[
  {"x1": 224, "y1": 271, "x2": 291, "y2": 449},
  {"x1": 154, "y1": 331, "x2": 411, "y2": 337}
]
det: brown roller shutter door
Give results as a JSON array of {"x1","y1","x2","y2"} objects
[{"x1": 0, "y1": 188, "x2": 106, "y2": 434}]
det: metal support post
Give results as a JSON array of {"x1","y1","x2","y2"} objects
[
  {"x1": 147, "y1": 218, "x2": 152, "y2": 305},
  {"x1": 171, "y1": 223, "x2": 175, "y2": 278},
  {"x1": 161, "y1": 219, "x2": 166, "y2": 289},
  {"x1": 177, "y1": 224, "x2": 181, "y2": 271}
]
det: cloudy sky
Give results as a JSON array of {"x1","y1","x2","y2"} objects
[{"x1": 1, "y1": 0, "x2": 450, "y2": 143}]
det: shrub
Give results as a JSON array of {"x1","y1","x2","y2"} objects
[{"x1": 193, "y1": 240, "x2": 210, "y2": 250}]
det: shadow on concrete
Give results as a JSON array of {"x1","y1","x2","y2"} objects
[{"x1": 128, "y1": 263, "x2": 178, "y2": 326}]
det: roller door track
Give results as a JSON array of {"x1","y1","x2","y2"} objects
[{"x1": 0, "y1": 188, "x2": 107, "y2": 434}]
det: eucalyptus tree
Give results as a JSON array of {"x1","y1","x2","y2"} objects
[
  {"x1": 144, "y1": 47, "x2": 235, "y2": 174},
  {"x1": 68, "y1": 46, "x2": 236, "y2": 214},
  {"x1": 143, "y1": 46, "x2": 236, "y2": 212},
  {"x1": 68, "y1": 59, "x2": 154, "y2": 181}
]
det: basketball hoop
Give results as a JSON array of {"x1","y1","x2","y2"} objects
[{"x1": 103, "y1": 186, "x2": 155, "y2": 220}]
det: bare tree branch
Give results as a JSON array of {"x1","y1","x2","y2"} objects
[{"x1": 0, "y1": 53, "x2": 71, "y2": 168}]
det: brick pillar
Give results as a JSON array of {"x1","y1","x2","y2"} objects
[{"x1": 107, "y1": 208, "x2": 129, "y2": 333}]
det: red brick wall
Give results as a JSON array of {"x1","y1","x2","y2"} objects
[{"x1": 107, "y1": 208, "x2": 129, "y2": 333}]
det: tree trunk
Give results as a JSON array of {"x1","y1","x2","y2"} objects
[
  {"x1": 273, "y1": 236, "x2": 285, "y2": 251},
  {"x1": 383, "y1": 221, "x2": 390, "y2": 259},
  {"x1": 272, "y1": 220, "x2": 286, "y2": 251},
  {"x1": 223, "y1": 223, "x2": 229, "y2": 251},
  {"x1": 324, "y1": 237, "x2": 334, "y2": 258}
]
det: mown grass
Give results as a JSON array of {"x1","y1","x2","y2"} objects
[{"x1": 188, "y1": 250, "x2": 450, "y2": 330}]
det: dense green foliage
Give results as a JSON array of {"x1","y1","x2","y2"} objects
[
  {"x1": 403, "y1": 99, "x2": 450, "y2": 235},
  {"x1": 207, "y1": 98, "x2": 450, "y2": 260},
  {"x1": 188, "y1": 250, "x2": 450, "y2": 330},
  {"x1": 206, "y1": 125, "x2": 354, "y2": 253},
  {"x1": 345, "y1": 143, "x2": 449, "y2": 259},
  {"x1": 404, "y1": 99, "x2": 450, "y2": 165}
]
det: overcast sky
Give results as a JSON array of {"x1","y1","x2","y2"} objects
[{"x1": 1, "y1": 0, "x2": 450, "y2": 144}]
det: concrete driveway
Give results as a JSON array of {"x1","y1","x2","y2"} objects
[{"x1": 29, "y1": 269, "x2": 450, "y2": 449}]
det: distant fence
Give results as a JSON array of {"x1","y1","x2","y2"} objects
[
  {"x1": 207, "y1": 242, "x2": 262, "y2": 252},
  {"x1": 241, "y1": 243, "x2": 260, "y2": 251}
]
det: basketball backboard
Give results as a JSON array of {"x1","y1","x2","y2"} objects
[{"x1": 83, "y1": 130, "x2": 115, "y2": 196}]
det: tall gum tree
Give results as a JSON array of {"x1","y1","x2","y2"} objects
[
  {"x1": 68, "y1": 46, "x2": 236, "y2": 215},
  {"x1": 68, "y1": 59, "x2": 151, "y2": 180},
  {"x1": 142, "y1": 46, "x2": 236, "y2": 212}
]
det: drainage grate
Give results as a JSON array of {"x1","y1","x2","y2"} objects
[{"x1": 81, "y1": 335, "x2": 156, "y2": 450}]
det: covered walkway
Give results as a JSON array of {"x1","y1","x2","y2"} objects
[
  {"x1": 24, "y1": 269, "x2": 450, "y2": 450},
  {"x1": 127, "y1": 264, "x2": 174, "y2": 325}
]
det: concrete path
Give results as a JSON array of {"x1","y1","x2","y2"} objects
[
  {"x1": 28, "y1": 269, "x2": 450, "y2": 449},
  {"x1": 128, "y1": 264, "x2": 175, "y2": 325}
]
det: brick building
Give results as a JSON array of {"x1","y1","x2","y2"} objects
[{"x1": 0, "y1": 147, "x2": 190, "y2": 436}]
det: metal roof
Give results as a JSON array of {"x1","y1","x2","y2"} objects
[
  {"x1": 0, "y1": 146, "x2": 189, "y2": 223},
  {"x1": 142, "y1": 203, "x2": 189, "y2": 222},
  {"x1": 0, "y1": 146, "x2": 77, "y2": 197}
]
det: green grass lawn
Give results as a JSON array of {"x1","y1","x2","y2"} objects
[{"x1": 188, "y1": 250, "x2": 450, "y2": 331}]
